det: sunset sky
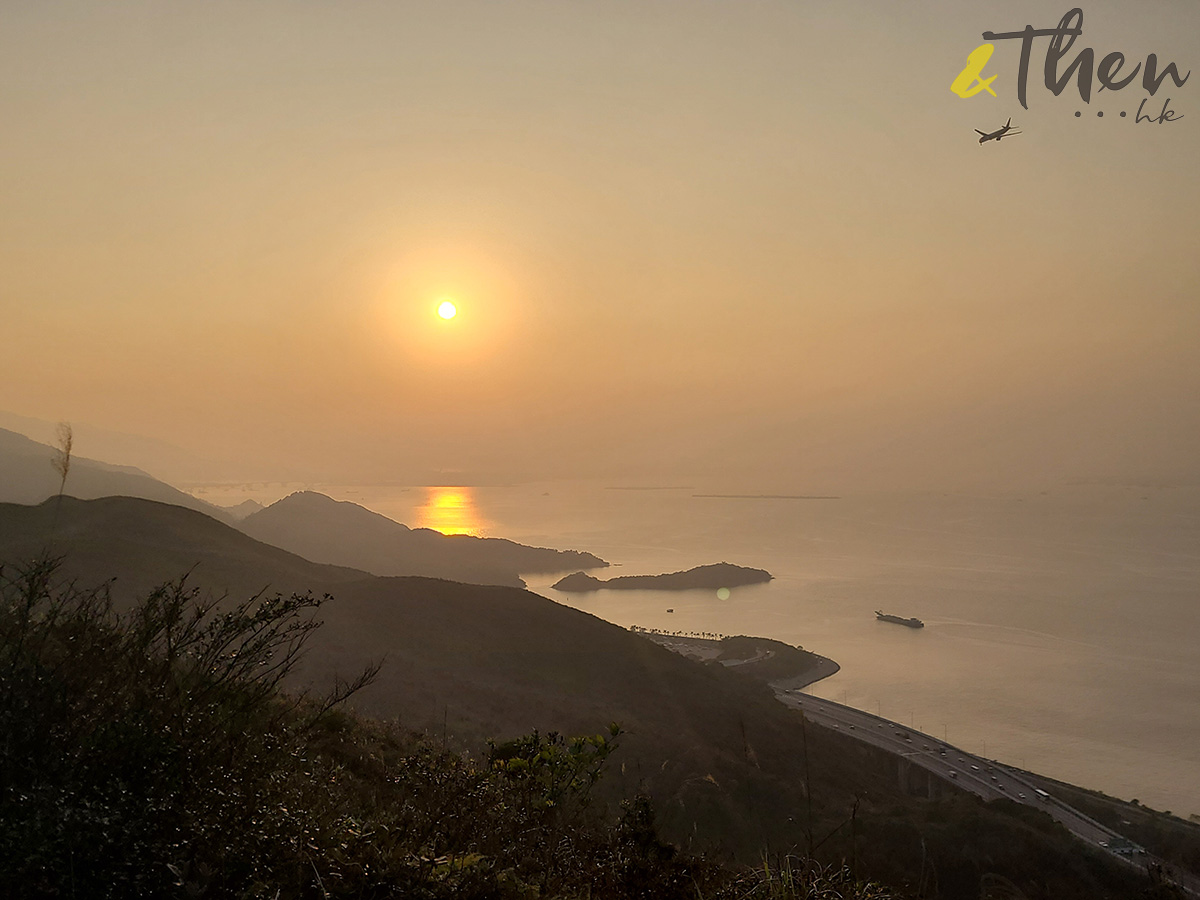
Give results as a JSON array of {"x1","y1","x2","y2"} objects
[{"x1": 2, "y1": 1, "x2": 1196, "y2": 489}]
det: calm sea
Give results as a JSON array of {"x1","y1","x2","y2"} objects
[{"x1": 192, "y1": 480, "x2": 1200, "y2": 817}]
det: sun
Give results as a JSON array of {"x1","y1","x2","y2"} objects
[{"x1": 437, "y1": 300, "x2": 457, "y2": 320}]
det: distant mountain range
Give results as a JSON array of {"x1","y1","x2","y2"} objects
[
  {"x1": 240, "y1": 491, "x2": 608, "y2": 588},
  {"x1": 0, "y1": 410, "x2": 292, "y2": 483},
  {"x1": 0, "y1": 427, "x2": 232, "y2": 522},
  {"x1": 0, "y1": 429, "x2": 605, "y2": 588},
  {"x1": 224, "y1": 498, "x2": 265, "y2": 520}
]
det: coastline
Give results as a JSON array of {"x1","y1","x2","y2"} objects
[
  {"x1": 768, "y1": 654, "x2": 841, "y2": 692},
  {"x1": 639, "y1": 632, "x2": 841, "y2": 690}
]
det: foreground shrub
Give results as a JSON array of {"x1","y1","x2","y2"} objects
[
  {"x1": 0, "y1": 559, "x2": 905, "y2": 899},
  {"x1": 0, "y1": 558, "x2": 374, "y2": 895}
]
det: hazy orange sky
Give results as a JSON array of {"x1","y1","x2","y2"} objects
[{"x1": 2, "y1": 1, "x2": 1197, "y2": 489}]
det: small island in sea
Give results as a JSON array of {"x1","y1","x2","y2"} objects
[{"x1": 552, "y1": 561, "x2": 772, "y2": 592}]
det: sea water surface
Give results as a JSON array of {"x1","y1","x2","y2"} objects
[{"x1": 192, "y1": 480, "x2": 1200, "y2": 817}]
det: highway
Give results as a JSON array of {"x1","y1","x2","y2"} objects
[{"x1": 774, "y1": 688, "x2": 1200, "y2": 897}]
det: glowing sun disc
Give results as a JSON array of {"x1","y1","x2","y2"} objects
[{"x1": 437, "y1": 300, "x2": 457, "y2": 319}]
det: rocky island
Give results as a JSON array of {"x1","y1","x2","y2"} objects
[{"x1": 552, "y1": 561, "x2": 771, "y2": 592}]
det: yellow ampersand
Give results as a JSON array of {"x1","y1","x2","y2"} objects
[{"x1": 951, "y1": 44, "x2": 998, "y2": 98}]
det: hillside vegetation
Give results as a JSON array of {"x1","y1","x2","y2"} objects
[
  {"x1": 1031, "y1": 777, "x2": 1200, "y2": 876},
  {"x1": 0, "y1": 557, "x2": 900, "y2": 899},
  {"x1": 0, "y1": 496, "x2": 1168, "y2": 899}
]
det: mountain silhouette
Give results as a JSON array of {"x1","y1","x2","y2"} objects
[
  {"x1": 0, "y1": 495, "x2": 844, "y2": 857},
  {"x1": 0, "y1": 427, "x2": 231, "y2": 522},
  {"x1": 239, "y1": 491, "x2": 607, "y2": 588}
]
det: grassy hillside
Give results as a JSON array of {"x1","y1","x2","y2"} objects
[
  {"x1": 0, "y1": 496, "x2": 1164, "y2": 899},
  {"x1": 0, "y1": 558, "x2": 922, "y2": 898},
  {"x1": 1030, "y1": 775, "x2": 1200, "y2": 876}
]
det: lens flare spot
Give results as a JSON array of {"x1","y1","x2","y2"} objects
[{"x1": 717, "y1": 587, "x2": 731, "y2": 600}]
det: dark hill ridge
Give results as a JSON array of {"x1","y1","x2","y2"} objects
[
  {"x1": 0, "y1": 427, "x2": 232, "y2": 523},
  {"x1": 0, "y1": 496, "x2": 838, "y2": 858},
  {"x1": 0, "y1": 496, "x2": 366, "y2": 602},
  {"x1": 0, "y1": 495, "x2": 1152, "y2": 898},
  {"x1": 239, "y1": 491, "x2": 607, "y2": 588},
  {"x1": 553, "y1": 562, "x2": 771, "y2": 592},
  {"x1": 223, "y1": 498, "x2": 264, "y2": 520}
]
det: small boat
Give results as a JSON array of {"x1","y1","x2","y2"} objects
[
  {"x1": 666, "y1": 608, "x2": 674, "y2": 613},
  {"x1": 875, "y1": 610, "x2": 924, "y2": 629}
]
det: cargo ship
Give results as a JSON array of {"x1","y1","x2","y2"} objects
[{"x1": 875, "y1": 610, "x2": 924, "y2": 629}]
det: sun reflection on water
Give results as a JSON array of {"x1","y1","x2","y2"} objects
[{"x1": 415, "y1": 486, "x2": 486, "y2": 536}]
